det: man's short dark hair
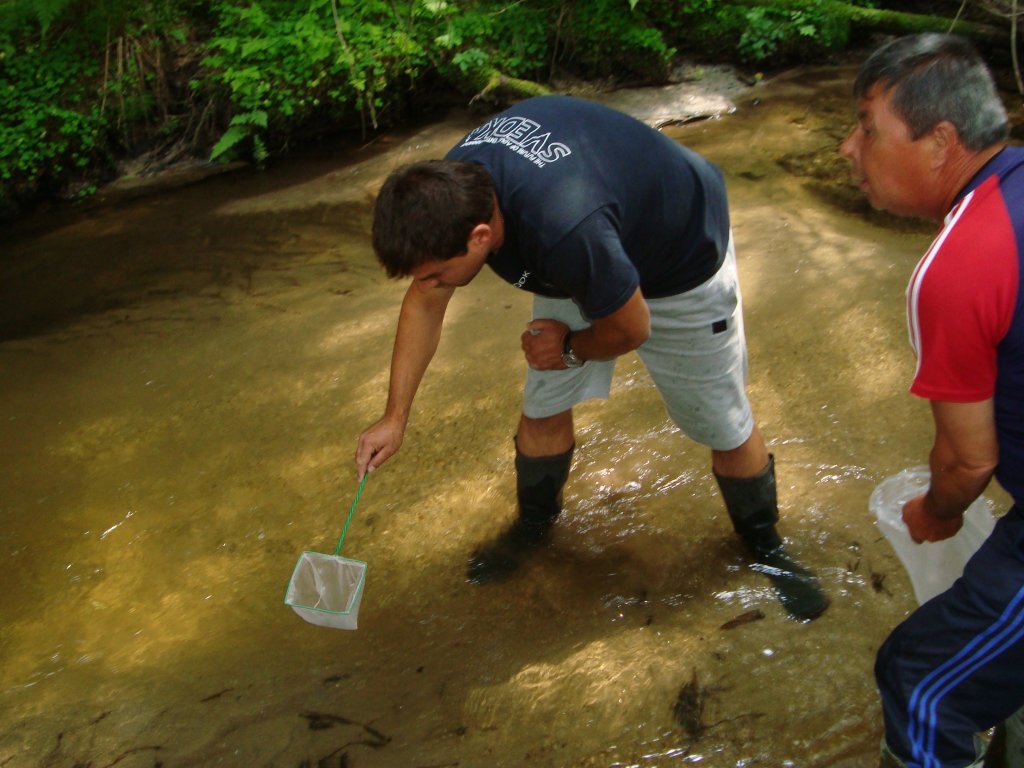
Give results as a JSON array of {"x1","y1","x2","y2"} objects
[
  {"x1": 371, "y1": 160, "x2": 496, "y2": 278},
  {"x1": 853, "y1": 33, "x2": 1008, "y2": 151}
]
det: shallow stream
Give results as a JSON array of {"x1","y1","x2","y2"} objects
[{"x1": 2, "y1": 65, "x2": 1011, "y2": 767}]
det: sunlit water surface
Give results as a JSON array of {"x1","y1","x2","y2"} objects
[{"x1": 3, "y1": 67, "x2": 1010, "y2": 767}]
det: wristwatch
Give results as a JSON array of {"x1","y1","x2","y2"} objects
[{"x1": 561, "y1": 332, "x2": 584, "y2": 369}]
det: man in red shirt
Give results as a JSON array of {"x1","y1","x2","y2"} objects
[{"x1": 841, "y1": 33, "x2": 1024, "y2": 768}]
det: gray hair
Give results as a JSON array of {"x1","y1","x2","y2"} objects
[{"x1": 853, "y1": 33, "x2": 1008, "y2": 150}]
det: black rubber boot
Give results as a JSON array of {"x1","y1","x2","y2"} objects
[
  {"x1": 714, "y1": 454, "x2": 829, "y2": 621},
  {"x1": 987, "y1": 707, "x2": 1024, "y2": 768},
  {"x1": 467, "y1": 441, "x2": 574, "y2": 584},
  {"x1": 985, "y1": 724, "x2": 1008, "y2": 768}
]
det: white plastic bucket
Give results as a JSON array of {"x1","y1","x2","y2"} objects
[
  {"x1": 870, "y1": 466, "x2": 995, "y2": 604},
  {"x1": 285, "y1": 551, "x2": 367, "y2": 630}
]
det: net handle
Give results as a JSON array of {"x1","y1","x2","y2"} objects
[{"x1": 334, "y1": 472, "x2": 368, "y2": 556}]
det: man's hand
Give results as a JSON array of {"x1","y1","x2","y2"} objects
[
  {"x1": 901, "y1": 398, "x2": 997, "y2": 544},
  {"x1": 521, "y1": 319, "x2": 571, "y2": 370},
  {"x1": 902, "y1": 493, "x2": 965, "y2": 543},
  {"x1": 355, "y1": 418, "x2": 405, "y2": 478},
  {"x1": 520, "y1": 288, "x2": 651, "y2": 370}
]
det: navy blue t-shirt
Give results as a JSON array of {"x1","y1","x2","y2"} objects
[{"x1": 444, "y1": 95, "x2": 730, "y2": 319}]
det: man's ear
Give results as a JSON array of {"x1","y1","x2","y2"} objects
[
  {"x1": 467, "y1": 222, "x2": 493, "y2": 250},
  {"x1": 929, "y1": 121, "x2": 960, "y2": 169}
]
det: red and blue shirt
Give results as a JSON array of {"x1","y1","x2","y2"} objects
[{"x1": 907, "y1": 146, "x2": 1024, "y2": 503}]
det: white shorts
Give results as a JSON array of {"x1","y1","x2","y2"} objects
[{"x1": 522, "y1": 236, "x2": 754, "y2": 451}]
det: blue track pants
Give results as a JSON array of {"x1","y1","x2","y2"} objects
[{"x1": 876, "y1": 505, "x2": 1024, "y2": 767}]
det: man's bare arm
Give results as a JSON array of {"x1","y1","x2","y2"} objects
[
  {"x1": 355, "y1": 281, "x2": 455, "y2": 476},
  {"x1": 902, "y1": 398, "x2": 998, "y2": 542}
]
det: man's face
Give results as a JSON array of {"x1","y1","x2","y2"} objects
[
  {"x1": 840, "y1": 83, "x2": 937, "y2": 219},
  {"x1": 409, "y1": 249, "x2": 487, "y2": 290},
  {"x1": 408, "y1": 206, "x2": 502, "y2": 291}
]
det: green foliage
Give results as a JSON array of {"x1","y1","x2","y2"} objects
[
  {"x1": 472, "y1": 2, "x2": 551, "y2": 76},
  {"x1": 0, "y1": 0, "x2": 208, "y2": 208},
  {"x1": 0, "y1": 28, "x2": 108, "y2": 204},
  {"x1": 431, "y1": 0, "x2": 552, "y2": 89},
  {"x1": 0, "y1": 0, "x2": 873, "y2": 214},
  {"x1": 201, "y1": 0, "x2": 434, "y2": 162},
  {"x1": 737, "y1": 1, "x2": 849, "y2": 62},
  {"x1": 209, "y1": 109, "x2": 268, "y2": 163},
  {"x1": 643, "y1": 0, "x2": 849, "y2": 64},
  {"x1": 562, "y1": 0, "x2": 675, "y2": 81},
  {"x1": 632, "y1": 0, "x2": 724, "y2": 50},
  {"x1": 0, "y1": 0, "x2": 76, "y2": 36}
]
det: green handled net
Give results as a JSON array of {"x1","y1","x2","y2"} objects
[{"x1": 285, "y1": 473, "x2": 368, "y2": 630}]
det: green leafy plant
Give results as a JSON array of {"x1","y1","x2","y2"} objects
[
  {"x1": 738, "y1": 1, "x2": 849, "y2": 62},
  {"x1": 561, "y1": 0, "x2": 675, "y2": 81},
  {"x1": 431, "y1": 0, "x2": 551, "y2": 90},
  {"x1": 209, "y1": 109, "x2": 268, "y2": 163},
  {"x1": 0, "y1": 0, "x2": 77, "y2": 37},
  {"x1": 0, "y1": 29, "x2": 108, "y2": 205},
  {"x1": 0, "y1": 0, "x2": 873, "y2": 214},
  {"x1": 201, "y1": 0, "x2": 435, "y2": 161}
]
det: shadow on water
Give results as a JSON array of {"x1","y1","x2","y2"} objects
[{"x1": 2, "y1": 66, "x2": 1017, "y2": 767}]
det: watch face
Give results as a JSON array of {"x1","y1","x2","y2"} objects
[{"x1": 565, "y1": 333, "x2": 581, "y2": 370}]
